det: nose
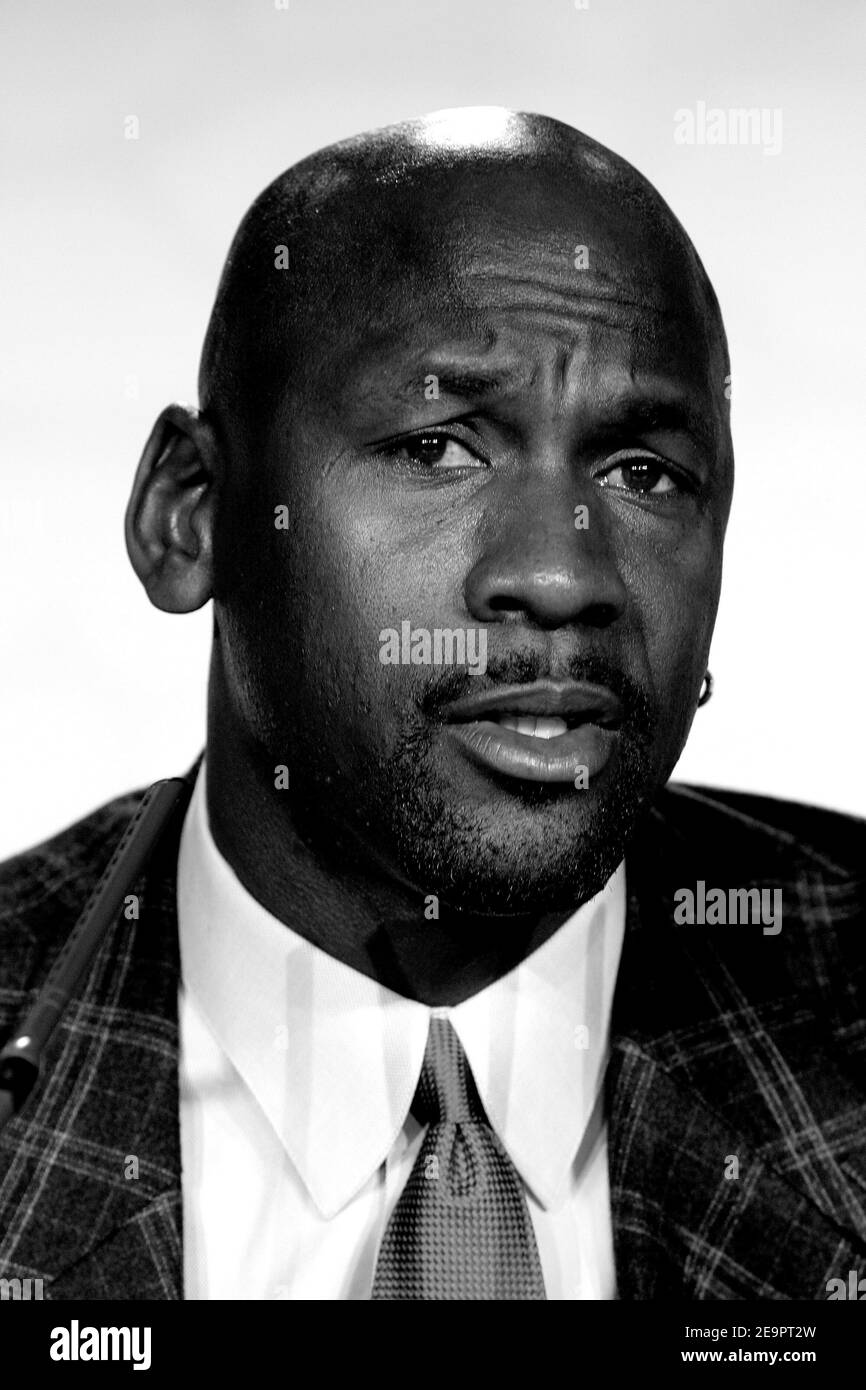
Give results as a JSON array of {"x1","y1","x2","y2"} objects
[{"x1": 464, "y1": 477, "x2": 628, "y2": 631}]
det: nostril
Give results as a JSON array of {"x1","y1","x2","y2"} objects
[
  {"x1": 484, "y1": 596, "x2": 621, "y2": 629},
  {"x1": 580, "y1": 601, "x2": 622, "y2": 630},
  {"x1": 487, "y1": 595, "x2": 525, "y2": 614}
]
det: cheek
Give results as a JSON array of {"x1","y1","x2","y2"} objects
[
  {"x1": 259, "y1": 505, "x2": 443, "y2": 762},
  {"x1": 312, "y1": 477, "x2": 467, "y2": 644},
  {"x1": 214, "y1": 452, "x2": 462, "y2": 768},
  {"x1": 617, "y1": 519, "x2": 722, "y2": 697}
]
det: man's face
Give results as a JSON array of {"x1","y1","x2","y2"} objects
[{"x1": 215, "y1": 165, "x2": 732, "y2": 913}]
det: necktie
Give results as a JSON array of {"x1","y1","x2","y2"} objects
[{"x1": 371, "y1": 1016, "x2": 547, "y2": 1300}]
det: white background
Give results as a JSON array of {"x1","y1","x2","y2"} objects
[{"x1": 1, "y1": 0, "x2": 864, "y2": 857}]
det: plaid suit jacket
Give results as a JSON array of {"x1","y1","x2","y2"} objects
[{"x1": 0, "y1": 772, "x2": 864, "y2": 1300}]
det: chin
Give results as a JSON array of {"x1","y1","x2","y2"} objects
[
  {"x1": 390, "y1": 786, "x2": 647, "y2": 916},
  {"x1": 434, "y1": 864, "x2": 616, "y2": 917}
]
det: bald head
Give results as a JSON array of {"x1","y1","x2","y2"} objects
[{"x1": 199, "y1": 108, "x2": 729, "y2": 455}]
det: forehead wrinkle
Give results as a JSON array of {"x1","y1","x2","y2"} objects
[
  {"x1": 473, "y1": 264, "x2": 671, "y2": 306},
  {"x1": 341, "y1": 302, "x2": 670, "y2": 400},
  {"x1": 460, "y1": 306, "x2": 673, "y2": 345},
  {"x1": 316, "y1": 277, "x2": 723, "y2": 450},
  {"x1": 513, "y1": 352, "x2": 720, "y2": 456},
  {"x1": 516, "y1": 308, "x2": 722, "y2": 429},
  {"x1": 465, "y1": 275, "x2": 678, "y2": 330},
  {"x1": 336, "y1": 318, "x2": 716, "y2": 430}
]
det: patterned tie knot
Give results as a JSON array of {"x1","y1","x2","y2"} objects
[
  {"x1": 411, "y1": 1017, "x2": 484, "y2": 1127},
  {"x1": 370, "y1": 1013, "x2": 548, "y2": 1297}
]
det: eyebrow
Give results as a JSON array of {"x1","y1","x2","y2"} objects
[
  {"x1": 396, "y1": 366, "x2": 521, "y2": 401},
  {"x1": 596, "y1": 396, "x2": 717, "y2": 452}
]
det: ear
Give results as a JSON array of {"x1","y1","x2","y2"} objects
[{"x1": 125, "y1": 403, "x2": 220, "y2": 613}]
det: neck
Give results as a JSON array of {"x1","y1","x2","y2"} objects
[{"x1": 204, "y1": 724, "x2": 574, "y2": 1009}]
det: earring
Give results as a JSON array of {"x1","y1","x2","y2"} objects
[{"x1": 697, "y1": 671, "x2": 714, "y2": 707}]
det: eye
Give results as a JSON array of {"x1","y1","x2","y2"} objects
[
  {"x1": 379, "y1": 431, "x2": 485, "y2": 470},
  {"x1": 598, "y1": 451, "x2": 683, "y2": 496}
]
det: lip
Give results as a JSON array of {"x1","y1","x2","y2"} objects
[
  {"x1": 441, "y1": 680, "x2": 624, "y2": 727},
  {"x1": 441, "y1": 680, "x2": 623, "y2": 785},
  {"x1": 447, "y1": 720, "x2": 618, "y2": 784}
]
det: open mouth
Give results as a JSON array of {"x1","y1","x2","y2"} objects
[
  {"x1": 441, "y1": 682, "x2": 624, "y2": 785},
  {"x1": 493, "y1": 712, "x2": 621, "y2": 739}
]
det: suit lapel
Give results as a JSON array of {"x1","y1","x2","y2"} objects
[
  {"x1": 0, "y1": 788, "x2": 188, "y2": 1300},
  {"x1": 609, "y1": 800, "x2": 866, "y2": 1299}
]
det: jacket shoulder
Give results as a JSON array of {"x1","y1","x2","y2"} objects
[
  {"x1": 655, "y1": 782, "x2": 865, "y2": 881},
  {"x1": 0, "y1": 791, "x2": 148, "y2": 991},
  {"x1": 636, "y1": 782, "x2": 866, "y2": 1044}
]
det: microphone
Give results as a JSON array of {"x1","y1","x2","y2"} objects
[{"x1": 0, "y1": 775, "x2": 191, "y2": 1134}]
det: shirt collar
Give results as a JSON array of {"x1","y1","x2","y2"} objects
[{"x1": 177, "y1": 763, "x2": 626, "y2": 1217}]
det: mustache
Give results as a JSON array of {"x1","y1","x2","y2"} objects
[{"x1": 416, "y1": 649, "x2": 657, "y2": 741}]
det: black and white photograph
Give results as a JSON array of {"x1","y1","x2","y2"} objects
[{"x1": 1, "y1": 0, "x2": 864, "y2": 1359}]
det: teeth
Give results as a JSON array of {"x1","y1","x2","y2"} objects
[{"x1": 499, "y1": 715, "x2": 569, "y2": 740}]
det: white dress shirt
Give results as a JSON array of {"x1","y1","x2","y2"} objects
[{"x1": 177, "y1": 763, "x2": 626, "y2": 1300}]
